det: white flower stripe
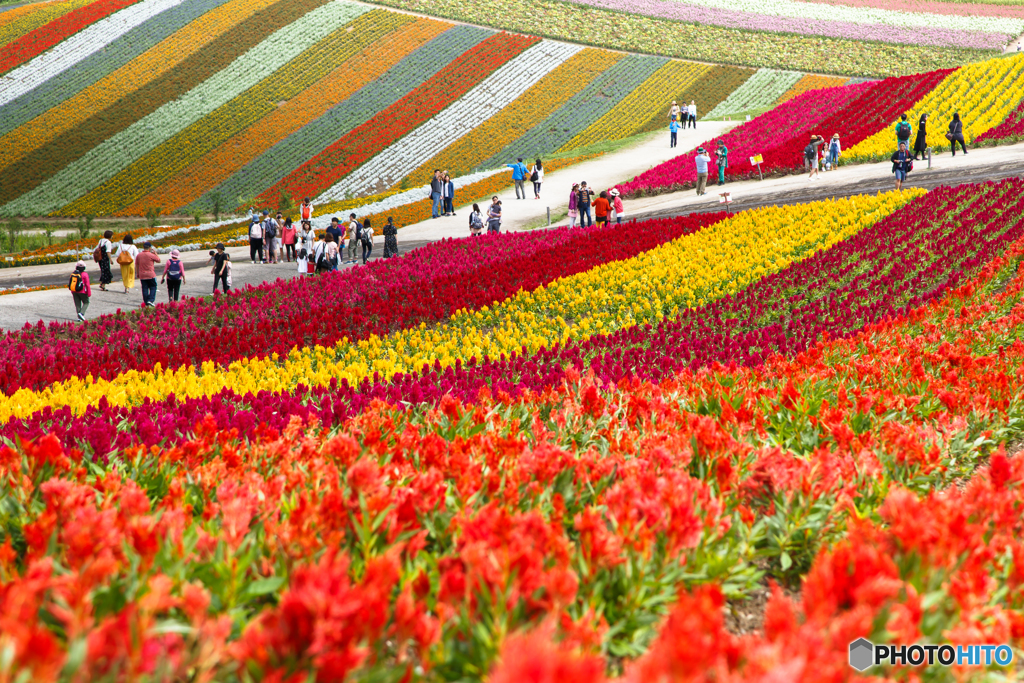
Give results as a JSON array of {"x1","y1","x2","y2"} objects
[
  {"x1": 317, "y1": 40, "x2": 581, "y2": 202},
  {"x1": 706, "y1": 69, "x2": 803, "y2": 119},
  {"x1": 0, "y1": 0, "x2": 187, "y2": 106},
  {"x1": 1, "y1": 0, "x2": 369, "y2": 216}
]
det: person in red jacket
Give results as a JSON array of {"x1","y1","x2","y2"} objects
[
  {"x1": 281, "y1": 218, "x2": 297, "y2": 262},
  {"x1": 68, "y1": 260, "x2": 92, "y2": 322},
  {"x1": 593, "y1": 190, "x2": 611, "y2": 227}
]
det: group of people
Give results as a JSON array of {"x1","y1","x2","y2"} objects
[
  {"x1": 77, "y1": 201, "x2": 401, "y2": 321},
  {"x1": 890, "y1": 112, "x2": 969, "y2": 190},
  {"x1": 802, "y1": 134, "x2": 842, "y2": 180},
  {"x1": 566, "y1": 182, "x2": 624, "y2": 228},
  {"x1": 506, "y1": 158, "x2": 545, "y2": 200},
  {"x1": 668, "y1": 100, "x2": 698, "y2": 147}
]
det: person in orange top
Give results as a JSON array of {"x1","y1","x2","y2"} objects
[
  {"x1": 135, "y1": 241, "x2": 162, "y2": 308},
  {"x1": 593, "y1": 190, "x2": 611, "y2": 227}
]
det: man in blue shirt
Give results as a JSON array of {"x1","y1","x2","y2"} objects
[
  {"x1": 507, "y1": 157, "x2": 529, "y2": 199},
  {"x1": 325, "y1": 217, "x2": 343, "y2": 246}
]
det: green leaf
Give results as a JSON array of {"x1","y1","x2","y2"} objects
[
  {"x1": 246, "y1": 576, "x2": 287, "y2": 597},
  {"x1": 780, "y1": 551, "x2": 792, "y2": 571}
]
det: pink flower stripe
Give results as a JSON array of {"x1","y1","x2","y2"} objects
[
  {"x1": 12, "y1": 178, "x2": 1023, "y2": 457},
  {"x1": 620, "y1": 67, "x2": 953, "y2": 197},
  {"x1": 799, "y1": 0, "x2": 1024, "y2": 20},
  {"x1": 562, "y1": 0, "x2": 1009, "y2": 49}
]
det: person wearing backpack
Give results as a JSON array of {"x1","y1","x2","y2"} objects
[
  {"x1": 530, "y1": 159, "x2": 543, "y2": 199},
  {"x1": 894, "y1": 114, "x2": 913, "y2": 147},
  {"x1": 262, "y1": 212, "x2": 278, "y2": 263},
  {"x1": 300, "y1": 197, "x2": 315, "y2": 222},
  {"x1": 804, "y1": 135, "x2": 824, "y2": 180},
  {"x1": 891, "y1": 141, "x2": 913, "y2": 191},
  {"x1": 161, "y1": 249, "x2": 185, "y2": 302},
  {"x1": 249, "y1": 212, "x2": 265, "y2": 263},
  {"x1": 68, "y1": 261, "x2": 91, "y2": 322},
  {"x1": 95, "y1": 230, "x2": 114, "y2": 291},
  {"x1": 361, "y1": 218, "x2": 374, "y2": 264},
  {"x1": 469, "y1": 204, "x2": 484, "y2": 236},
  {"x1": 114, "y1": 234, "x2": 139, "y2": 294}
]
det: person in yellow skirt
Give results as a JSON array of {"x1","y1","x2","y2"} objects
[{"x1": 114, "y1": 234, "x2": 140, "y2": 294}]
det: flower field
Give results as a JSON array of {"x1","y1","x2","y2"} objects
[
  {"x1": 365, "y1": 0, "x2": 996, "y2": 75},
  {"x1": 620, "y1": 53, "x2": 1024, "y2": 197},
  {"x1": 5, "y1": 177, "x2": 1024, "y2": 679},
  {"x1": 7, "y1": 0, "x2": 1020, "y2": 220}
]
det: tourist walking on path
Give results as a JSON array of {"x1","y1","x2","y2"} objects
[
  {"x1": 161, "y1": 249, "x2": 185, "y2": 302},
  {"x1": 300, "y1": 196, "x2": 314, "y2": 223},
  {"x1": 301, "y1": 220, "x2": 316, "y2": 255},
  {"x1": 695, "y1": 147, "x2": 711, "y2": 195},
  {"x1": 687, "y1": 100, "x2": 697, "y2": 129},
  {"x1": 95, "y1": 230, "x2": 114, "y2": 291},
  {"x1": 313, "y1": 234, "x2": 329, "y2": 274},
  {"x1": 361, "y1": 219, "x2": 374, "y2": 264},
  {"x1": 346, "y1": 214, "x2": 360, "y2": 264},
  {"x1": 895, "y1": 114, "x2": 913, "y2": 147},
  {"x1": 913, "y1": 114, "x2": 928, "y2": 160},
  {"x1": 383, "y1": 217, "x2": 399, "y2": 257},
  {"x1": 507, "y1": 158, "x2": 529, "y2": 199},
  {"x1": 430, "y1": 170, "x2": 444, "y2": 218},
  {"x1": 578, "y1": 182, "x2": 594, "y2": 227},
  {"x1": 668, "y1": 100, "x2": 680, "y2": 122},
  {"x1": 114, "y1": 234, "x2": 139, "y2": 294},
  {"x1": 136, "y1": 242, "x2": 161, "y2": 308},
  {"x1": 530, "y1": 159, "x2": 544, "y2": 199},
  {"x1": 715, "y1": 141, "x2": 729, "y2": 186},
  {"x1": 249, "y1": 211, "x2": 266, "y2": 263},
  {"x1": 212, "y1": 243, "x2": 230, "y2": 293},
  {"x1": 487, "y1": 196, "x2": 502, "y2": 233},
  {"x1": 567, "y1": 184, "x2": 579, "y2": 228},
  {"x1": 669, "y1": 118, "x2": 680, "y2": 148},
  {"x1": 891, "y1": 141, "x2": 913, "y2": 191},
  {"x1": 827, "y1": 134, "x2": 841, "y2": 170},
  {"x1": 326, "y1": 216, "x2": 343, "y2": 245},
  {"x1": 327, "y1": 234, "x2": 340, "y2": 271},
  {"x1": 265, "y1": 213, "x2": 280, "y2": 264},
  {"x1": 805, "y1": 135, "x2": 825, "y2": 180},
  {"x1": 948, "y1": 113, "x2": 968, "y2": 155},
  {"x1": 282, "y1": 218, "x2": 297, "y2": 262},
  {"x1": 610, "y1": 188, "x2": 624, "y2": 224},
  {"x1": 593, "y1": 191, "x2": 610, "y2": 227},
  {"x1": 469, "y1": 205, "x2": 484, "y2": 236},
  {"x1": 443, "y1": 172, "x2": 455, "y2": 216},
  {"x1": 68, "y1": 261, "x2": 91, "y2": 322}
]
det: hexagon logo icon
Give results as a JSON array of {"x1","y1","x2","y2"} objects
[{"x1": 849, "y1": 638, "x2": 874, "y2": 672}]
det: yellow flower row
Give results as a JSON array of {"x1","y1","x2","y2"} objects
[
  {"x1": 0, "y1": 0, "x2": 280, "y2": 176},
  {"x1": 557, "y1": 61, "x2": 710, "y2": 153},
  {"x1": 845, "y1": 54, "x2": 1024, "y2": 161},
  {"x1": 0, "y1": 0, "x2": 94, "y2": 48},
  {"x1": 59, "y1": 9, "x2": 401, "y2": 216},
  {"x1": 0, "y1": 189, "x2": 921, "y2": 424},
  {"x1": 405, "y1": 48, "x2": 621, "y2": 185}
]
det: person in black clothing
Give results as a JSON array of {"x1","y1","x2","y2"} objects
[
  {"x1": 382, "y1": 217, "x2": 399, "y2": 258},
  {"x1": 913, "y1": 113, "x2": 928, "y2": 160},
  {"x1": 326, "y1": 216, "x2": 343, "y2": 245},
  {"x1": 212, "y1": 243, "x2": 230, "y2": 293},
  {"x1": 891, "y1": 142, "x2": 913, "y2": 191},
  {"x1": 948, "y1": 112, "x2": 968, "y2": 156},
  {"x1": 577, "y1": 182, "x2": 594, "y2": 228}
]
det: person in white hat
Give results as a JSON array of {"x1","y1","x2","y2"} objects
[
  {"x1": 609, "y1": 188, "x2": 624, "y2": 224},
  {"x1": 161, "y1": 248, "x2": 186, "y2": 302}
]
